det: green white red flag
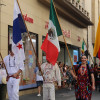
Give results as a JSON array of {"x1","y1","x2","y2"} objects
[
  {"x1": 41, "y1": 0, "x2": 62, "y2": 65},
  {"x1": 81, "y1": 40, "x2": 88, "y2": 57}
]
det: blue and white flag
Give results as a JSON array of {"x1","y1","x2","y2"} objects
[{"x1": 12, "y1": 0, "x2": 26, "y2": 61}]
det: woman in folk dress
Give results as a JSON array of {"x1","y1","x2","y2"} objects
[{"x1": 71, "y1": 55, "x2": 95, "y2": 100}]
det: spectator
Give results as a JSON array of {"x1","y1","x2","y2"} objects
[
  {"x1": 59, "y1": 62, "x2": 65, "y2": 88},
  {"x1": 97, "y1": 65, "x2": 100, "y2": 92},
  {"x1": 0, "y1": 61, "x2": 7, "y2": 100},
  {"x1": 63, "y1": 65, "x2": 68, "y2": 88},
  {"x1": 66, "y1": 66, "x2": 73, "y2": 90},
  {"x1": 94, "y1": 63, "x2": 98, "y2": 90},
  {"x1": 33, "y1": 63, "x2": 43, "y2": 96}
]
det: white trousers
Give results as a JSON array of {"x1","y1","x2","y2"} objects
[
  {"x1": 43, "y1": 83, "x2": 55, "y2": 100},
  {"x1": 7, "y1": 77, "x2": 20, "y2": 100}
]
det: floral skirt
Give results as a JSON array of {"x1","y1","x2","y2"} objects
[{"x1": 75, "y1": 82, "x2": 92, "y2": 100}]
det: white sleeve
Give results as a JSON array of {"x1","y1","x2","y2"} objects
[
  {"x1": 19, "y1": 61, "x2": 24, "y2": 71},
  {"x1": 55, "y1": 63, "x2": 61, "y2": 86},
  {"x1": 3, "y1": 57, "x2": 7, "y2": 67}
]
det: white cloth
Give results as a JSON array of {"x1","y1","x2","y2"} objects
[
  {"x1": 41, "y1": 62, "x2": 61, "y2": 86},
  {"x1": 0, "y1": 68, "x2": 7, "y2": 84},
  {"x1": 43, "y1": 83, "x2": 55, "y2": 100},
  {"x1": 3, "y1": 55, "x2": 24, "y2": 75},
  {"x1": 34, "y1": 67, "x2": 43, "y2": 81},
  {"x1": 7, "y1": 77, "x2": 20, "y2": 100}
]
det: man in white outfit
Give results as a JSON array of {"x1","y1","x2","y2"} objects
[
  {"x1": 40, "y1": 60, "x2": 61, "y2": 100},
  {"x1": 3, "y1": 44, "x2": 24, "y2": 100}
]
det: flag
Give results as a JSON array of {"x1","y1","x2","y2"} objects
[
  {"x1": 93, "y1": 16, "x2": 100, "y2": 59},
  {"x1": 81, "y1": 41, "x2": 87, "y2": 54},
  {"x1": 41, "y1": 0, "x2": 62, "y2": 65},
  {"x1": 81, "y1": 40, "x2": 88, "y2": 57},
  {"x1": 12, "y1": 0, "x2": 26, "y2": 61}
]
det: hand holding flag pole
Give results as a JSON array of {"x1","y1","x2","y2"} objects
[{"x1": 16, "y1": 0, "x2": 44, "y2": 80}]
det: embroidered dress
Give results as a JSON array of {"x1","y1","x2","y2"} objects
[{"x1": 75, "y1": 65, "x2": 93, "y2": 100}]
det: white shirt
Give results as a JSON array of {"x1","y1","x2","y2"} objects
[
  {"x1": 41, "y1": 62, "x2": 61, "y2": 86},
  {"x1": 3, "y1": 55, "x2": 24, "y2": 75},
  {"x1": 34, "y1": 67, "x2": 43, "y2": 81}
]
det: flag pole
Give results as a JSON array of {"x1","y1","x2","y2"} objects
[
  {"x1": 16, "y1": 0, "x2": 44, "y2": 80},
  {"x1": 52, "y1": 0, "x2": 75, "y2": 73},
  {"x1": 83, "y1": 38, "x2": 94, "y2": 64},
  {"x1": 0, "y1": 52, "x2": 8, "y2": 76}
]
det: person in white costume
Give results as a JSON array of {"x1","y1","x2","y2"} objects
[
  {"x1": 0, "y1": 61, "x2": 7, "y2": 100},
  {"x1": 40, "y1": 60, "x2": 61, "y2": 100},
  {"x1": 3, "y1": 44, "x2": 24, "y2": 100}
]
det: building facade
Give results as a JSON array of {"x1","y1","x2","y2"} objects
[{"x1": 0, "y1": 0, "x2": 94, "y2": 92}]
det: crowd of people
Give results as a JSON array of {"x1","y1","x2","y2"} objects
[
  {"x1": 34, "y1": 55, "x2": 96, "y2": 100},
  {"x1": 33, "y1": 61, "x2": 74, "y2": 98},
  {"x1": 94, "y1": 63, "x2": 100, "y2": 92},
  {"x1": 0, "y1": 45, "x2": 100, "y2": 100},
  {"x1": 57, "y1": 62, "x2": 73, "y2": 90}
]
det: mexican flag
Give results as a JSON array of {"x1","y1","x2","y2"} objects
[
  {"x1": 81, "y1": 40, "x2": 88, "y2": 56},
  {"x1": 41, "y1": 0, "x2": 62, "y2": 65}
]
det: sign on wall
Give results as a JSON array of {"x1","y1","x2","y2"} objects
[
  {"x1": 23, "y1": 14, "x2": 33, "y2": 23},
  {"x1": 73, "y1": 50, "x2": 78, "y2": 65}
]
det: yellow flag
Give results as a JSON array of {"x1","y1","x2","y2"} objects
[{"x1": 93, "y1": 16, "x2": 100, "y2": 57}]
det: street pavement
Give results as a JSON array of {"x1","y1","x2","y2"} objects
[{"x1": 19, "y1": 88, "x2": 100, "y2": 100}]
